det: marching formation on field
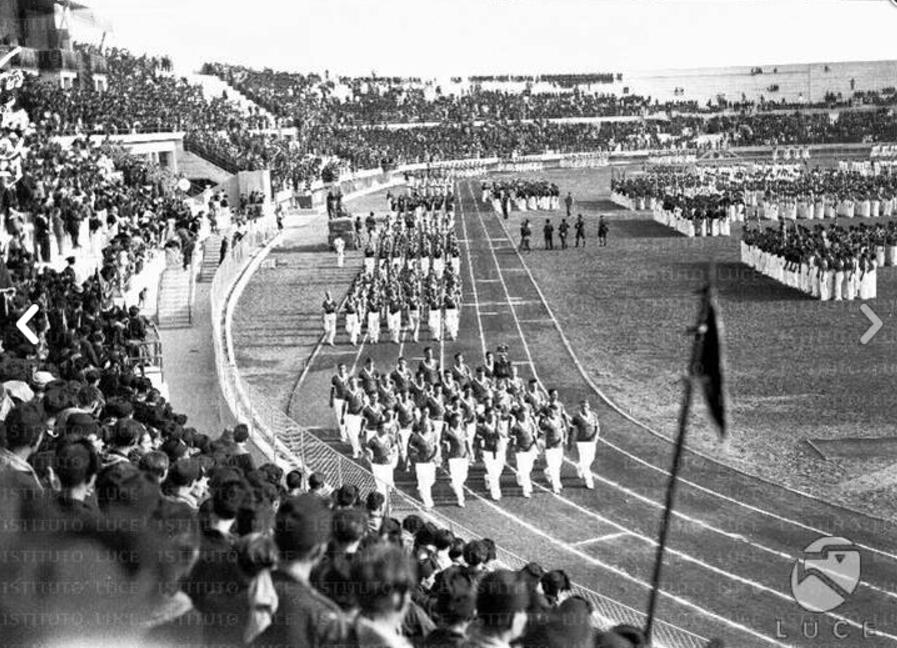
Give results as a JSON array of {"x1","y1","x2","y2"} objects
[
  {"x1": 484, "y1": 179, "x2": 562, "y2": 218},
  {"x1": 324, "y1": 182, "x2": 463, "y2": 346},
  {"x1": 742, "y1": 222, "x2": 881, "y2": 301},
  {"x1": 329, "y1": 347, "x2": 601, "y2": 509}
]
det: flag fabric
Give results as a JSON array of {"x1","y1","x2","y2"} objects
[{"x1": 690, "y1": 286, "x2": 728, "y2": 437}]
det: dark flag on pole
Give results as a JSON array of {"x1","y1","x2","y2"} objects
[
  {"x1": 644, "y1": 276, "x2": 728, "y2": 644},
  {"x1": 690, "y1": 285, "x2": 727, "y2": 438}
]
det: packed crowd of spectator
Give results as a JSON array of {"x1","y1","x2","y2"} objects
[{"x1": 12, "y1": 50, "x2": 897, "y2": 197}]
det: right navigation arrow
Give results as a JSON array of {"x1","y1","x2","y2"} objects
[{"x1": 860, "y1": 304, "x2": 882, "y2": 345}]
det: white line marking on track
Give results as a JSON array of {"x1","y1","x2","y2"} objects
[
  {"x1": 487, "y1": 192, "x2": 897, "y2": 566},
  {"x1": 573, "y1": 532, "x2": 631, "y2": 546},
  {"x1": 459, "y1": 186, "x2": 488, "y2": 360}
]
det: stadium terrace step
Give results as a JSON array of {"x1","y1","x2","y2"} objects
[
  {"x1": 197, "y1": 234, "x2": 223, "y2": 283},
  {"x1": 186, "y1": 73, "x2": 279, "y2": 127},
  {"x1": 156, "y1": 267, "x2": 194, "y2": 329}
]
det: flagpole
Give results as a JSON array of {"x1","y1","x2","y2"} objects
[
  {"x1": 643, "y1": 374, "x2": 693, "y2": 645},
  {"x1": 644, "y1": 291, "x2": 709, "y2": 645}
]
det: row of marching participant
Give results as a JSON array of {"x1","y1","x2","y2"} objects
[
  {"x1": 483, "y1": 179, "x2": 562, "y2": 214},
  {"x1": 323, "y1": 200, "x2": 462, "y2": 346},
  {"x1": 386, "y1": 181, "x2": 456, "y2": 215},
  {"x1": 741, "y1": 223, "x2": 878, "y2": 301},
  {"x1": 329, "y1": 345, "x2": 603, "y2": 509}
]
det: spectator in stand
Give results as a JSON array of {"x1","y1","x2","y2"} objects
[
  {"x1": 255, "y1": 493, "x2": 347, "y2": 648},
  {"x1": 349, "y1": 542, "x2": 419, "y2": 648}
]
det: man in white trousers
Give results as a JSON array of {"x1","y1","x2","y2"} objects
[
  {"x1": 334, "y1": 236, "x2": 345, "y2": 267},
  {"x1": 366, "y1": 418, "x2": 398, "y2": 496},
  {"x1": 366, "y1": 294, "x2": 381, "y2": 344},
  {"x1": 570, "y1": 399, "x2": 599, "y2": 489},
  {"x1": 341, "y1": 377, "x2": 366, "y2": 458},
  {"x1": 387, "y1": 294, "x2": 403, "y2": 344},
  {"x1": 509, "y1": 408, "x2": 538, "y2": 498},
  {"x1": 408, "y1": 416, "x2": 439, "y2": 509},
  {"x1": 344, "y1": 296, "x2": 361, "y2": 346},
  {"x1": 394, "y1": 390, "x2": 416, "y2": 471},
  {"x1": 476, "y1": 407, "x2": 504, "y2": 501},
  {"x1": 322, "y1": 291, "x2": 338, "y2": 346},
  {"x1": 539, "y1": 405, "x2": 567, "y2": 495},
  {"x1": 329, "y1": 363, "x2": 350, "y2": 442},
  {"x1": 442, "y1": 412, "x2": 469, "y2": 507}
]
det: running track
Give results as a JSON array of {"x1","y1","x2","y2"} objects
[{"x1": 289, "y1": 180, "x2": 897, "y2": 647}]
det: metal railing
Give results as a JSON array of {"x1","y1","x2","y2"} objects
[{"x1": 207, "y1": 201, "x2": 710, "y2": 648}]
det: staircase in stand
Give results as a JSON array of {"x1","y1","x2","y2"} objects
[
  {"x1": 187, "y1": 73, "x2": 279, "y2": 127},
  {"x1": 197, "y1": 234, "x2": 223, "y2": 283},
  {"x1": 156, "y1": 267, "x2": 194, "y2": 329}
]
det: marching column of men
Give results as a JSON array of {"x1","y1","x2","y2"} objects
[
  {"x1": 323, "y1": 180, "x2": 463, "y2": 346},
  {"x1": 329, "y1": 346, "x2": 602, "y2": 509}
]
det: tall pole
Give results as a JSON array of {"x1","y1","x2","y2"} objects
[
  {"x1": 643, "y1": 375, "x2": 693, "y2": 645},
  {"x1": 644, "y1": 292, "x2": 708, "y2": 645}
]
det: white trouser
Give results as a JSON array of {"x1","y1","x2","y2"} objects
[
  {"x1": 336, "y1": 250, "x2": 345, "y2": 267},
  {"x1": 323, "y1": 313, "x2": 336, "y2": 344},
  {"x1": 398, "y1": 427, "x2": 412, "y2": 462},
  {"x1": 371, "y1": 462, "x2": 394, "y2": 495},
  {"x1": 333, "y1": 398, "x2": 345, "y2": 439},
  {"x1": 448, "y1": 457, "x2": 469, "y2": 503},
  {"x1": 345, "y1": 414, "x2": 363, "y2": 457},
  {"x1": 576, "y1": 442, "x2": 596, "y2": 486},
  {"x1": 515, "y1": 449, "x2": 536, "y2": 497},
  {"x1": 544, "y1": 447, "x2": 564, "y2": 491},
  {"x1": 428, "y1": 309, "x2": 442, "y2": 340},
  {"x1": 345, "y1": 313, "x2": 359, "y2": 343},
  {"x1": 367, "y1": 311, "x2": 380, "y2": 343},
  {"x1": 482, "y1": 451, "x2": 503, "y2": 500},
  {"x1": 387, "y1": 311, "x2": 401, "y2": 342},
  {"x1": 415, "y1": 462, "x2": 436, "y2": 507},
  {"x1": 408, "y1": 311, "x2": 420, "y2": 341},
  {"x1": 444, "y1": 308, "x2": 459, "y2": 340}
]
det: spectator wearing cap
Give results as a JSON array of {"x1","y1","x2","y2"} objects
[
  {"x1": 0, "y1": 402, "x2": 46, "y2": 494},
  {"x1": 255, "y1": 494, "x2": 347, "y2": 648},
  {"x1": 350, "y1": 543, "x2": 418, "y2": 648},
  {"x1": 464, "y1": 570, "x2": 529, "y2": 648},
  {"x1": 166, "y1": 458, "x2": 203, "y2": 510},
  {"x1": 425, "y1": 567, "x2": 477, "y2": 648}
]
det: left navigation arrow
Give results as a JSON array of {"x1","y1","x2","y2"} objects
[{"x1": 16, "y1": 304, "x2": 38, "y2": 345}]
